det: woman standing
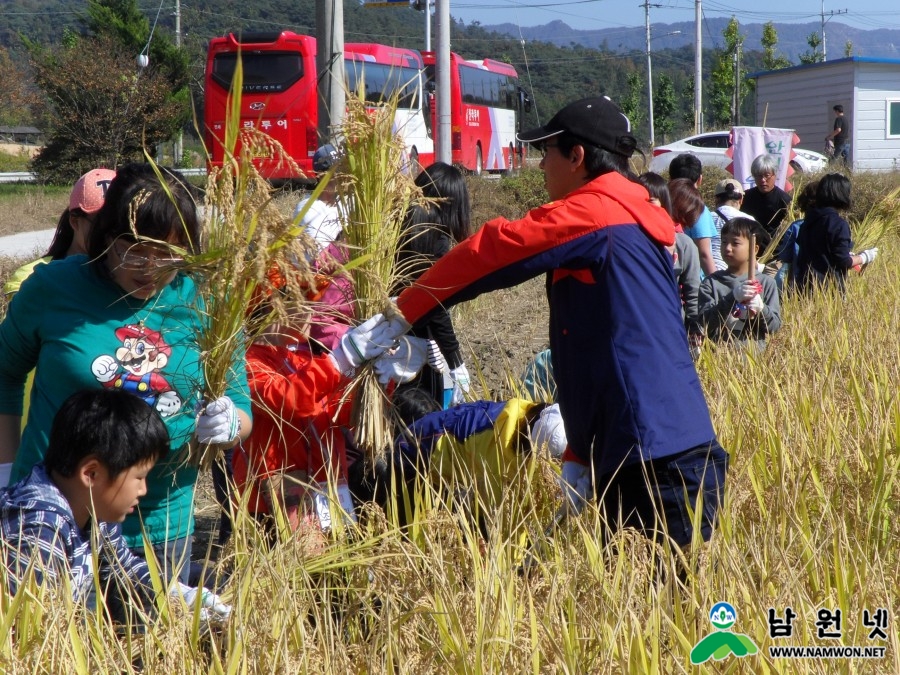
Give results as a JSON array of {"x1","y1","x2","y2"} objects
[{"x1": 0, "y1": 163, "x2": 252, "y2": 583}]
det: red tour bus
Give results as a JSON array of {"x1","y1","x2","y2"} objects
[
  {"x1": 205, "y1": 31, "x2": 319, "y2": 178},
  {"x1": 421, "y1": 51, "x2": 531, "y2": 174},
  {"x1": 343, "y1": 43, "x2": 434, "y2": 172},
  {"x1": 204, "y1": 31, "x2": 433, "y2": 179}
]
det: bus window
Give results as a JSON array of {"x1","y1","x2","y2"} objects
[{"x1": 212, "y1": 52, "x2": 304, "y2": 93}]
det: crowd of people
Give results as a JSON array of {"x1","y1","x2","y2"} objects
[{"x1": 0, "y1": 93, "x2": 882, "y2": 631}]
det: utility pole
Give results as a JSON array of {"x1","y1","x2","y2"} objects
[
  {"x1": 645, "y1": 0, "x2": 655, "y2": 148},
  {"x1": 174, "y1": 0, "x2": 182, "y2": 165},
  {"x1": 425, "y1": 0, "x2": 431, "y2": 51},
  {"x1": 732, "y1": 41, "x2": 742, "y2": 125},
  {"x1": 316, "y1": 0, "x2": 345, "y2": 144},
  {"x1": 694, "y1": 0, "x2": 702, "y2": 133},
  {"x1": 820, "y1": 0, "x2": 848, "y2": 62},
  {"x1": 435, "y1": 0, "x2": 451, "y2": 163}
]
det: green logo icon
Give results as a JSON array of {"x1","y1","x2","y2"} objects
[{"x1": 690, "y1": 602, "x2": 759, "y2": 665}]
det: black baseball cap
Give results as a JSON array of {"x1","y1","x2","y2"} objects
[
  {"x1": 517, "y1": 96, "x2": 637, "y2": 157},
  {"x1": 313, "y1": 144, "x2": 340, "y2": 173}
]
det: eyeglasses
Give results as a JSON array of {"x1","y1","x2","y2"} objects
[
  {"x1": 540, "y1": 143, "x2": 559, "y2": 158},
  {"x1": 112, "y1": 239, "x2": 184, "y2": 270}
]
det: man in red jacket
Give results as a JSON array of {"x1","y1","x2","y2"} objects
[{"x1": 383, "y1": 96, "x2": 727, "y2": 548}]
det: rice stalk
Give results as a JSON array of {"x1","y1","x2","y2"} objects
[
  {"x1": 851, "y1": 184, "x2": 900, "y2": 250},
  {"x1": 179, "y1": 53, "x2": 321, "y2": 468},
  {"x1": 335, "y1": 80, "x2": 421, "y2": 460}
]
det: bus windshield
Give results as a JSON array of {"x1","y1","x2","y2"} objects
[{"x1": 212, "y1": 52, "x2": 305, "y2": 93}]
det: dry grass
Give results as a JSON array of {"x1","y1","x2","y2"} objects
[{"x1": 1, "y1": 172, "x2": 899, "y2": 673}]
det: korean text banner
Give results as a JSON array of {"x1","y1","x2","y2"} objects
[{"x1": 731, "y1": 126, "x2": 799, "y2": 191}]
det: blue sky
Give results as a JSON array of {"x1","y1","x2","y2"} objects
[{"x1": 445, "y1": 0, "x2": 899, "y2": 33}]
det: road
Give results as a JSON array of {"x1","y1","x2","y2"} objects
[{"x1": 0, "y1": 229, "x2": 55, "y2": 258}]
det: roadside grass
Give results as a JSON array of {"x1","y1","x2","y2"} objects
[{"x1": 0, "y1": 171, "x2": 898, "y2": 672}]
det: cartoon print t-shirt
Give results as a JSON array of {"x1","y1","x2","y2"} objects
[{"x1": 0, "y1": 255, "x2": 251, "y2": 547}]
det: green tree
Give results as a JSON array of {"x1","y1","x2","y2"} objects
[
  {"x1": 708, "y1": 17, "x2": 747, "y2": 128},
  {"x1": 85, "y1": 0, "x2": 191, "y2": 130},
  {"x1": 85, "y1": 0, "x2": 189, "y2": 90},
  {"x1": 761, "y1": 22, "x2": 791, "y2": 71},
  {"x1": 681, "y1": 74, "x2": 696, "y2": 129},
  {"x1": 844, "y1": 40, "x2": 853, "y2": 58},
  {"x1": 28, "y1": 34, "x2": 183, "y2": 183},
  {"x1": 0, "y1": 47, "x2": 40, "y2": 126},
  {"x1": 799, "y1": 32, "x2": 824, "y2": 64},
  {"x1": 654, "y1": 74, "x2": 678, "y2": 144},
  {"x1": 620, "y1": 71, "x2": 646, "y2": 141}
]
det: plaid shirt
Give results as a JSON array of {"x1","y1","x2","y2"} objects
[{"x1": 0, "y1": 464, "x2": 153, "y2": 600}]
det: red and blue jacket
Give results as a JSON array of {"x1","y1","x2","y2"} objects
[{"x1": 397, "y1": 172, "x2": 716, "y2": 477}]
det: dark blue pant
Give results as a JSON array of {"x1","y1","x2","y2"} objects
[{"x1": 595, "y1": 441, "x2": 729, "y2": 548}]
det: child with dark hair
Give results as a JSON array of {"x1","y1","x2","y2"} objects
[
  {"x1": 776, "y1": 180, "x2": 818, "y2": 290},
  {"x1": 394, "y1": 162, "x2": 474, "y2": 408},
  {"x1": 637, "y1": 173, "x2": 702, "y2": 352},
  {"x1": 1, "y1": 388, "x2": 168, "y2": 597},
  {"x1": 668, "y1": 156, "x2": 720, "y2": 274},
  {"x1": 3, "y1": 168, "x2": 116, "y2": 299},
  {"x1": 699, "y1": 218, "x2": 782, "y2": 352},
  {"x1": 794, "y1": 173, "x2": 878, "y2": 293},
  {"x1": 1, "y1": 389, "x2": 230, "y2": 623}
]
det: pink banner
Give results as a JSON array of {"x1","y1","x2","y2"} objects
[{"x1": 727, "y1": 126, "x2": 800, "y2": 192}]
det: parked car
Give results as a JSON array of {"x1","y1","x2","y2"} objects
[{"x1": 649, "y1": 131, "x2": 829, "y2": 175}]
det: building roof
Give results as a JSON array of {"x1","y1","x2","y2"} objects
[
  {"x1": 750, "y1": 56, "x2": 900, "y2": 80},
  {"x1": 0, "y1": 126, "x2": 42, "y2": 135}
]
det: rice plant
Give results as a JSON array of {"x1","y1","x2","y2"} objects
[
  {"x1": 1, "y1": 159, "x2": 899, "y2": 671},
  {"x1": 334, "y1": 82, "x2": 423, "y2": 459},
  {"x1": 182, "y1": 55, "x2": 321, "y2": 468}
]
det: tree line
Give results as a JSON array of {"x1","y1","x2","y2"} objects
[{"x1": 0, "y1": 0, "x2": 809, "y2": 182}]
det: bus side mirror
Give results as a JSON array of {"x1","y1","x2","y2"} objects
[{"x1": 426, "y1": 79, "x2": 436, "y2": 94}]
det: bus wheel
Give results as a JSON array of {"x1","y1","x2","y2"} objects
[{"x1": 474, "y1": 146, "x2": 483, "y2": 176}]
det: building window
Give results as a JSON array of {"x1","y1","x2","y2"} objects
[{"x1": 888, "y1": 100, "x2": 900, "y2": 138}]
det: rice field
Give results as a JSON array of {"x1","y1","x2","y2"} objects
[{"x1": 0, "y1": 169, "x2": 898, "y2": 673}]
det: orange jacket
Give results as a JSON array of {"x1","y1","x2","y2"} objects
[{"x1": 232, "y1": 342, "x2": 352, "y2": 514}]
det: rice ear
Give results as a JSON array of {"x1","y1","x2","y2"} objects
[
  {"x1": 335, "y1": 78, "x2": 421, "y2": 460},
  {"x1": 177, "y1": 54, "x2": 319, "y2": 469}
]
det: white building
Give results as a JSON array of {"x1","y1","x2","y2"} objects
[{"x1": 752, "y1": 57, "x2": 900, "y2": 172}]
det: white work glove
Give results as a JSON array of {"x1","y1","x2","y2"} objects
[
  {"x1": 91, "y1": 355, "x2": 119, "y2": 383},
  {"x1": 747, "y1": 294, "x2": 765, "y2": 314},
  {"x1": 530, "y1": 404, "x2": 567, "y2": 458},
  {"x1": 172, "y1": 582, "x2": 232, "y2": 624},
  {"x1": 859, "y1": 248, "x2": 878, "y2": 265},
  {"x1": 155, "y1": 389, "x2": 181, "y2": 417},
  {"x1": 0, "y1": 463, "x2": 12, "y2": 488},
  {"x1": 734, "y1": 279, "x2": 762, "y2": 303},
  {"x1": 335, "y1": 313, "x2": 412, "y2": 374},
  {"x1": 426, "y1": 339, "x2": 447, "y2": 372},
  {"x1": 373, "y1": 336, "x2": 428, "y2": 386},
  {"x1": 195, "y1": 396, "x2": 239, "y2": 445},
  {"x1": 449, "y1": 363, "x2": 471, "y2": 406},
  {"x1": 559, "y1": 460, "x2": 592, "y2": 515}
]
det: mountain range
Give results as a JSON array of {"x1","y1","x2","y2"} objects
[{"x1": 481, "y1": 18, "x2": 900, "y2": 62}]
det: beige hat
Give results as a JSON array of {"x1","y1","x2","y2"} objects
[{"x1": 714, "y1": 178, "x2": 744, "y2": 198}]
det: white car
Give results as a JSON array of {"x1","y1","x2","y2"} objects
[{"x1": 649, "y1": 131, "x2": 829, "y2": 175}]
